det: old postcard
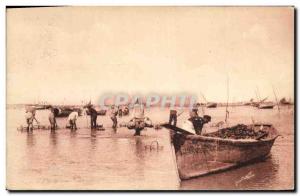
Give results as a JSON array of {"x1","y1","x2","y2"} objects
[{"x1": 6, "y1": 6, "x2": 294, "y2": 190}]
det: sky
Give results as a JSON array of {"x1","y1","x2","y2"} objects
[{"x1": 7, "y1": 7, "x2": 294, "y2": 104}]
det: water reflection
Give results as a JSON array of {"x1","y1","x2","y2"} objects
[
  {"x1": 70, "y1": 130, "x2": 77, "y2": 138},
  {"x1": 49, "y1": 132, "x2": 57, "y2": 147},
  {"x1": 90, "y1": 130, "x2": 98, "y2": 151},
  {"x1": 133, "y1": 137, "x2": 146, "y2": 178},
  {"x1": 90, "y1": 130, "x2": 97, "y2": 138},
  {"x1": 134, "y1": 137, "x2": 144, "y2": 157},
  {"x1": 26, "y1": 132, "x2": 36, "y2": 147}
]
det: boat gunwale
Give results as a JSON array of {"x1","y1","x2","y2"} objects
[
  {"x1": 184, "y1": 134, "x2": 278, "y2": 146},
  {"x1": 182, "y1": 124, "x2": 279, "y2": 145}
]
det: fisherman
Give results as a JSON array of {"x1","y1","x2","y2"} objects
[
  {"x1": 169, "y1": 109, "x2": 177, "y2": 126},
  {"x1": 123, "y1": 106, "x2": 129, "y2": 115},
  {"x1": 188, "y1": 111, "x2": 211, "y2": 135},
  {"x1": 110, "y1": 105, "x2": 118, "y2": 130},
  {"x1": 192, "y1": 103, "x2": 199, "y2": 116},
  {"x1": 67, "y1": 111, "x2": 78, "y2": 131},
  {"x1": 132, "y1": 99, "x2": 145, "y2": 136},
  {"x1": 48, "y1": 107, "x2": 56, "y2": 131},
  {"x1": 87, "y1": 105, "x2": 98, "y2": 130},
  {"x1": 118, "y1": 106, "x2": 123, "y2": 117},
  {"x1": 25, "y1": 106, "x2": 39, "y2": 132}
]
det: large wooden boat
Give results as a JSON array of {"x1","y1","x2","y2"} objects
[{"x1": 162, "y1": 123, "x2": 279, "y2": 180}]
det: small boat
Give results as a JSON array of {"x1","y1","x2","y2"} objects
[
  {"x1": 206, "y1": 102, "x2": 217, "y2": 108},
  {"x1": 162, "y1": 123, "x2": 279, "y2": 180},
  {"x1": 279, "y1": 98, "x2": 293, "y2": 105},
  {"x1": 34, "y1": 105, "x2": 51, "y2": 110},
  {"x1": 257, "y1": 103, "x2": 274, "y2": 109}
]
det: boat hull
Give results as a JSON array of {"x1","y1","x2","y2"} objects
[
  {"x1": 206, "y1": 103, "x2": 217, "y2": 108},
  {"x1": 258, "y1": 105, "x2": 274, "y2": 109},
  {"x1": 171, "y1": 131, "x2": 277, "y2": 180}
]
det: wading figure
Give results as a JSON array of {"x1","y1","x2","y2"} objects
[
  {"x1": 126, "y1": 100, "x2": 152, "y2": 136},
  {"x1": 132, "y1": 100, "x2": 145, "y2": 136},
  {"x1": 127, "y1": 117, "x2": 152, "y2": 136},
  {"x1": 132, "y1": 119, "x2": 144, "y2": 136},
  {"x1": 118, "y1": 106, "x2": 123, "y2": 117},
  {"x1": 169, "y1": 109, "x2": 177, "y2": 126},
  {"x1": 110, "y1": 105, "x2": 118, "y2": 130},
  {"x1": 88, "y1": 106, "x2": 98, "y2": 130},
  {"x1": 25, "y1": 106, "x2": 39, "y2": 132},
  {"x1": 48, "y1": 107, "x2": 56, "y2": 131},
  {"x1": 123, "y1": 106, "x2": 129, "y2": 116},
  {"x1": 67, "y1": 111, "x2": 78, "y2": 131}
]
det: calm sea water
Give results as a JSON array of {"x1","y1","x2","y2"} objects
[{"x1": 6, "y1": 106, "x2": 294, "y2": 190}]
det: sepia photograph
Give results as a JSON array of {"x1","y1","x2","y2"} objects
[{"x1": 6, "y1": 6, "x2": 294, "y2": 190}]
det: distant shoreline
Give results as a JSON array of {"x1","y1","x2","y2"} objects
[{"x1": 6, "y1": 102, "x2": 294, "y2": 109}]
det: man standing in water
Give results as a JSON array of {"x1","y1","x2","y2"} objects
[
  {"x1": 110, "y1": 105, "x2": 118, "y2": 130},
  {"x1": 118, "y1": 105, "x2": 123, "y2": 117},
  {"x1": 132, "y1": 99, "x2": 145, "y2": 136},
  {"x1": 88, "y1": 106, "x2": 98, "y2": 130},
  {"x1": 48, "y1": 107, "x2": 56, "y2": 131},
  {"x1": 169, "y1": 109, "x2": 177, "y2": 126},
  {"x1": 67, "y1": 111, "x2": 78, "y2": 131},
  {"x1": 25, "y1": 106, "x2": 39, "y2": 132}
]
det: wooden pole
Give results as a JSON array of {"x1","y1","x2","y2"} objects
[
  {"x1": 256, "y1": 86, "x2": 261, "y2": 102},
  {"x1": 225, "y1": 76, "x2": 229, "y2": 123},
  {"x1": 200, "y1": 92, "x2": 206, "y2": 115},
  {"x1": 272, "y1": 85, "x2": 281, "y2": 115}
]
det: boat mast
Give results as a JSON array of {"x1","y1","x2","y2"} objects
[
  {"x1": 200, "y1": 92, "x2": 206, "y2": 115},
  {"x1": 272, "y1": 85, "x2": 281, "y2": 115},
  {"x1": 256, "y1": 86, "x2": 261, "y2": 101},
  {"x1": 225, "y1": 76, "x2": 229, "y2": 123}
]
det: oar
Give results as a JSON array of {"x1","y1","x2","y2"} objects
[{"x1": 177, "y1": 111, "x2": 185, "y2": 118}]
